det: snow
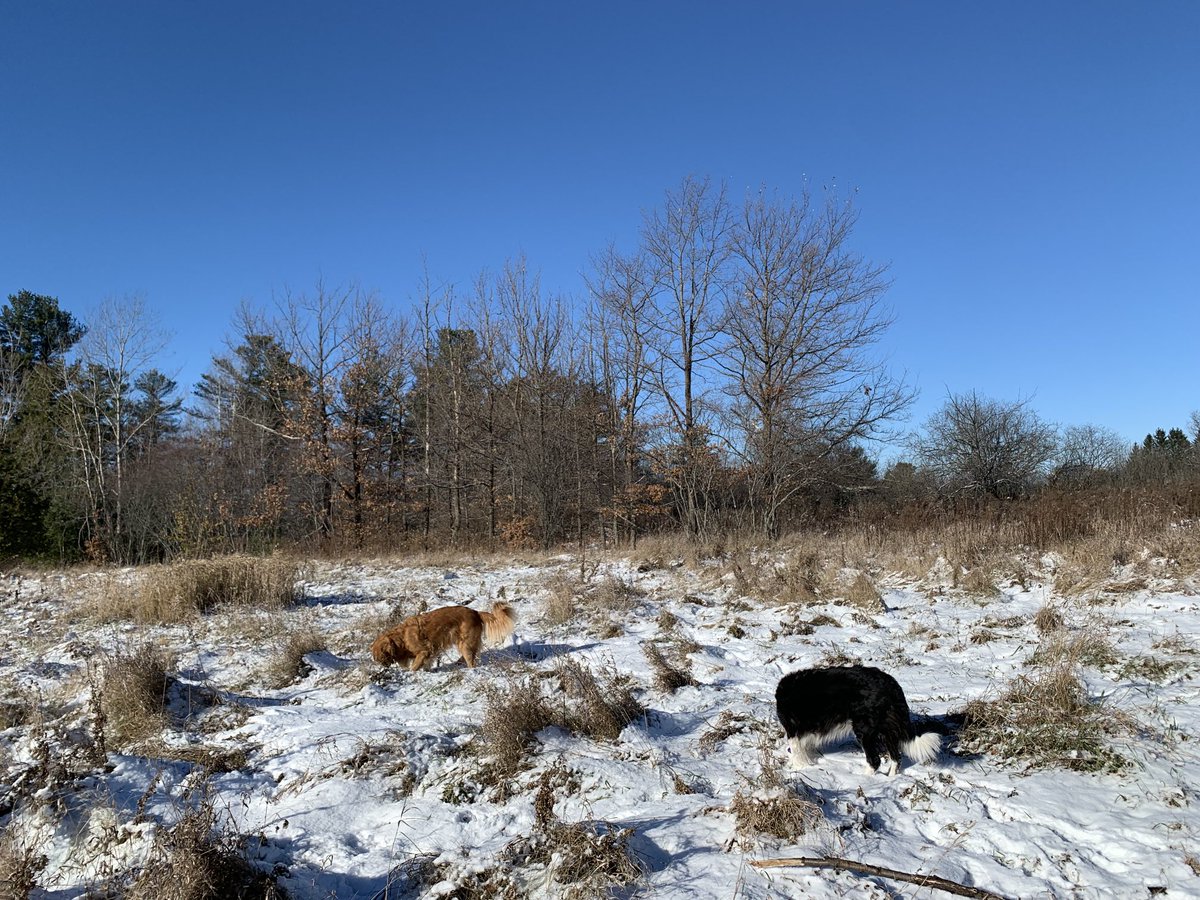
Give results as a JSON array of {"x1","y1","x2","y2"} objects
[{"x1": 2, "y1": 551, "x2": 1199, "y2": 899}]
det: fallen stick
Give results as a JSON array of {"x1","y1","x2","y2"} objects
[{"x1": 750, "y1": 855, "x2": 1010, "y2": 900}]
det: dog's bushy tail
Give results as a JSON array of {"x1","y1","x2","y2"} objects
[
  {"x1": 481, "y1": 601, "x2": 516, "y2": 646},
  {"x1": 903, "y1": 730, "x2": 942, "y2": 765}
]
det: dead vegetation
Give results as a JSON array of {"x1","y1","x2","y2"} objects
[
  {"x1": 124, "y1": 785, "x2": 284, "y2": 900},
  {"x1": 642, "y1": 641, "x2": 698, "y2": 693},
  {"x1": 101, "y1": 644, "x2": 175, "y2": 749},
  {"x1": 961, "y1": 629, "x2": 1134, "y2": 773},
  {"x1": 0, "y1": 821, "x2": 48, "y2": 900},
  {"x1": 475, "y1": 661, "x2": 645, "y2": 786},
  {"x1": 94, "y1": 555, "x2": 306, "y2": 624},
  {"x1": 262, "y1": 620, "x2": 327, "y2": 688},
  {"x1": 729, "y1": 741, "x2": 824, "y2": 850}
]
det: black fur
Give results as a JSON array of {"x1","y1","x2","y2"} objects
[{"x1": 775, "y1": 665, "x2": 939, "y2": 773}]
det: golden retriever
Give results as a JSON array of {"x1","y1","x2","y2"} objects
[{"x1": 370, "y1": 601, "x2": 516, "y2": 671}]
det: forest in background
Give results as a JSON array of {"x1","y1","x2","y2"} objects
[{"x1": 3, "y1": 177, "x2": 1198, "y2": 565}]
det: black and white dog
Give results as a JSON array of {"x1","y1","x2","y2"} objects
[{"x1": 775, "y1": 665, "x2": 941, "y2": 775}]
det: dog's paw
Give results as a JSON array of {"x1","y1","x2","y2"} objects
[{"x1": 881, "y1": 759, "x2": 900, "y2": 777}]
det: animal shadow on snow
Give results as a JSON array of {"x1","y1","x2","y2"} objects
[{"x1": 509, "y1": 640, "x2": 602, "y2": 663}]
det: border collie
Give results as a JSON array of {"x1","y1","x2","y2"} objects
[{"x1": 775, "y1": 665, "x2": 941, "y2": 775}]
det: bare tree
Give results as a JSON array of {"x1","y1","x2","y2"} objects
[
  {"x1": 0, "y1": 339, "x2": 22, "y2": 438},
  {"x1": 721, "y1": 187, "x2": 913, "y2": 537},
  {"x1": 275, "y1": 280, "x2": 359, "y2": 543},
  {"x1": 333, "y1": 295, "x2": 411, "y2": 547},
  {"x1": 641, "y1": 175, "x2": 732, "y2": 538},
  {"x1": 914, "y1": 392, "x2": 1057, "y2": 498},
  {"x1": 1054, "y1": 423, "x2": 1127, "y2": 485},
  {"x1": 57, "y1": 295, "x2": 171, "y2": 559},
  {"x1": 585, "y1": 244, "x2": 656, "y2": 544},
  {"x1": 495, "y1": 256, "x2": 576, "y2": 546}
]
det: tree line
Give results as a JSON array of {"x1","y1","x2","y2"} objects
[{"x1": 2, "y1": 177, "x2": 1197, "y2": 563}]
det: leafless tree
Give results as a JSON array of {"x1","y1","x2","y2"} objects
[
  {"x1": 721, "y1": 187, "x2": 913, "y2": 537},
  {"x1": 333, "y1": 295, "x2": 411, "y2": 547},
  {"x1": 0, "y1": 340, "x2": 23, "y2": 438},
  {"x1": 914, "y1": 392, "x2": 1057, "y2": 498},
  {"x1": 274, "y1": 280, "x2": 362, "y2": 543},
  {"x1": 585, "y1": 243, "x2": 656, "y2": 543},
  {"x1": 1054, "y1": 423, "x2": 1127, "y2": 485},
  {"x1": 641, "y1": 175, "x2": 732, "y2": 537},
  {"x1": 57, "y1": 295, "x2": 171, "y2": 559},
  {"x1": 494, "y1": 255, "x2": 590, "y2": 547}
]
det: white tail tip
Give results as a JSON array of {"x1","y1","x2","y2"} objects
[{"x1": 904, "y1": 731, "x2": 942, "y2": 765}]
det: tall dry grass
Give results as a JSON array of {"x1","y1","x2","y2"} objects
[{"x1": 94, "y1": 555, "x2": 306, "y2": 623}]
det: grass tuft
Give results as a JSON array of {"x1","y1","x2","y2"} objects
[{"x1": 96, "y1": 555, "x2": 306, "y2": 623}]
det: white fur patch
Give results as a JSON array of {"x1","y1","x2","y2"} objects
[
  {"x1": 786, "y1": 723, "x2": 855, "y2": 769},
  {"x1": 903, "y1": 731, "x2": 942, "y2": 765}
]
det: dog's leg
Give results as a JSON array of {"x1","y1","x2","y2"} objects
[
  {"x1": 457, "y1": 640, "x2": 478, "y2": 668},
  {"x1": 787, "y1": 735, "x2": 820, "y2": 768},
  {"x1": 409, "y1": 651, "x2": 429, "y2": 672},
  {"x1": 854, "y1": 724, "x2": 883, "y2": 774}
]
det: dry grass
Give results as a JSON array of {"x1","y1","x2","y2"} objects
[
  {"x1": 729, "y1": 741, "x2": 823, "y2": 850},
  {"x1": 541, "y1": 573, "x2": 580, "y2": 627},
  {"x1": 101, "y1": 644, "x2": 175, "y2": 749},
  {"x1": 126, "y1": 787, "x2": 283, "y2": 900},
  {"x1": 958, "y1": 564, "x2": 1002, "y2": 598},
  {"x1": 479, "y1": 674, "x2": 556, "y2": 781},
  {"x1": 587, "y1": 575, "x2": 646, "y2": 611},
  {"x1": 727, "y1": 546, "x2": 825, "y2": 606},
  {"x1": 502, "y1": 763, "x2": 644, "y2": 899},
  {"x1": 642, "y1": 642, "x2": 698, "y2": 693},
  {"x1": 961, "y1": 654, "x2": 1132, "y2": 773},
  {"x1": 95, "y1": 555, "x2": 306, "y2": 624},
  {"x1": 476, "y1": 662, "x2": 645, "y2": 785},
  {"x1": 840, "y1": 571, "x2": 885, "y2": 612},
  {"x1": 555, "y1": 659, "x2": 646, "y2": 741},
  {"x1": 698, "y1": 711, "x2": 760, "y2": 753},
  {"x1": 1027, "y1": 626, "x2": 1119, "y2": 671},
  {"x1": 0, "y1": 822, "x2": 48, "y2": 900},
  {"x1": 262, "y1": 619, "x2": 327, "y2": 689},
  {"x1": 1034, "y1": 605, "x2": 1065, "y2": 634}
]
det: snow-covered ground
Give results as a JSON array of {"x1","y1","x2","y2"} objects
[{"x1": 1, "y1": 549, "x2": 1199, "y2": 899}]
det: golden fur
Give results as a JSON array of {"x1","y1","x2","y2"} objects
[{"x1": 370, "y1": 601, "x2": 516, "y2": 671}]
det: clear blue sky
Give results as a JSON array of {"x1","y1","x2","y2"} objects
[{"x1": 3, "y1": 1, "x2": 1198, "y2": 453}]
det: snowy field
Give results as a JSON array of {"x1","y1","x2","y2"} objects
[{"x1": 1, "y1": 548, "x2": 1199, "y2": 899}]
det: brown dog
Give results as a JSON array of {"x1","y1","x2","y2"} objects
[{"x1": 370, "y1": 601, "x2": 516, "y2": 671}]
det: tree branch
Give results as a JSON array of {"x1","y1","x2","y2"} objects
[{"x1": 750, "y1": 855, "x2": 1011, "y2": 900}]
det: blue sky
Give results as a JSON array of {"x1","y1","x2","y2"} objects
[{"x1": 3, "y1": 1, "x2": 1198, "y2": 454}]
